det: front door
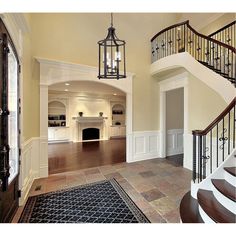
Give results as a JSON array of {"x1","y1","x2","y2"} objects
[{"x1": 0, "y1": 19, "x2": 20, "y2": 223}]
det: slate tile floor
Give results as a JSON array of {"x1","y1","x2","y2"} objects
[{"x1": 12, "y1": 156, "x2": 191, "y2": 223}]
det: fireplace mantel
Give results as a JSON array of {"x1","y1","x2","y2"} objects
[{"x1": 73, "y1": 116, "x2": 108, "y2": 123}]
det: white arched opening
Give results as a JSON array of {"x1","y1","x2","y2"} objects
[{"x1": 36, "y1": 58, "x2": 134, "y2": 177}]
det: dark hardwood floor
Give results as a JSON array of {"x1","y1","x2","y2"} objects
[
  {"x1": 48, "y1": 138, "x2": 126, "y2": 175},
  {"x1": 166, "y1": 154, "x2": 183, "y2": 167}
]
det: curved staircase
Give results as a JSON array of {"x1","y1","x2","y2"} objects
[
  {"x1": 151, "y1": 20, "x2": 236, "y2": 87},
  {"x1": 150, "y1": 20, "x2": 236, "y2": 223},
  {"x1": 180, "y1": 98, "x2": 236, "y2": 223},
  {"x1": 180, "y1": 160, "x2": 236, "y2": 223}
]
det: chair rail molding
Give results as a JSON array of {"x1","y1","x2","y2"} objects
[{"x1": 36, "y1": 57, "x2": 134, "y2": 175}]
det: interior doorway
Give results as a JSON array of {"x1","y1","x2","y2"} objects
[
  {"x1": 47, "y1": 80, "x2": 127, "y2": 174},
  {"x1": 37, "y1": 58, "x2": 133, "y2": 178},
  {"x1": 165, "y1": 88, "x2": 184, "y2": 166}
]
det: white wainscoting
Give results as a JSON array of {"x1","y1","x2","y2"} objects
[
  {"x1": 19, "y1": 137, "x2": 42, "y2": 206},
  {"x1": 166, "y1": 129, "x2": 184, "y2": 156},
  {"x1": 128, "y1": 131, "x2": 160, "y2": 162}
]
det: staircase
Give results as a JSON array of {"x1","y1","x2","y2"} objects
[
  {"x1": 180, "y1": 98, "x2": 236, "y2": 223},
  {"x1": 151, "y1": 20, "x2": 236, "y2": 86},
  {"x1": 208, "y1": 21, "x2": 235, "y2": 48}
]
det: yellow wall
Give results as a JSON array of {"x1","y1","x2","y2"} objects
[
  {"x1": 21, "y1": 14, "x2": 39, "y2": 141},
  {"x1": 188, "y1": 74, "x2": 227, "y2": 132},
  {"x1": 30, "y1": 13, "x2": 179, "y2": 135},
  {"x1": 21, "y1": 13, "x2": 233, "y2": 140},
  {"x1": 200, "y1": 13, "x2": 236, "y2": 35}
]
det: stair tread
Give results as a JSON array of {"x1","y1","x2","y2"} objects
[
  {"x1": 212, "y1": 179, "x2": 236, "y2": 202},
  {"x1": 180, "y1": 191, "x2": 204, "y2": 223},
  {"x1": 224, "y1": 167, "x2": 236, "y2": 177},
  {"x1": 197, "y1": 189, "x2": 235, "y2": 223}
]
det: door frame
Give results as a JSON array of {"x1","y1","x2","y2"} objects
[
  {"x1": 37, "y1": 57, "x2": 134, "y2": 178},
  {"x1": 159, "y1": 72, "x2": 189, "y2": 166},
  {"x1": 0, "y1": 17, "x2": 20, "y2": 223}
]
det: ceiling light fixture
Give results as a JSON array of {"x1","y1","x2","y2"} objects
[
  {"x1": 64, "y1": 89, "x2": 68, "y2": 92},
  {"x1": 98, "y1": 13, "x2": 126, "y2": 80},
  {"x1": 65, "y1": 83, "x2": 70, "y2": 86}
]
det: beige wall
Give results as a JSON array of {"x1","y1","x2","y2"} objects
[
  {"x1": 21, "y1": 14, "x2": 40, "y2": 141},
  {"x1": 29, "y1": 13, "x2": 179, "y2": 137},
  {"x1": 200, "y1": 13, "x2": 236, "y2": 35},
  {"x1": 20, "y1": 13, "x2": 233, "y2": 140},
  {"x1": 166, "y1": 88, "x2": 184, "y2": 130},
  {"x1": 188, "y1": 74, "x2": 227, "y2": 132}
]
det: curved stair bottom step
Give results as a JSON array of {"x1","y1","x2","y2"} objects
[
  {"x1": 197, "y1": 189, "x2": 236, "y2": 223},
  {"x1": 180, "y1": 191, "x2": 204, "y2": 223}
]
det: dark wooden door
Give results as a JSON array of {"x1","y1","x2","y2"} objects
[{"x1": 0, "y1": 19, "x2": 20, "y2": 223}]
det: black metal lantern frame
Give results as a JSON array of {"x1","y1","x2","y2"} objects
[{"x1": 98, "y1": 14, "x2": 126, "y2": 80}]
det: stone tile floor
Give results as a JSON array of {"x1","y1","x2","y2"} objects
[{"x1": 12, "y1": 157, "x2": 192, "y2": 223}]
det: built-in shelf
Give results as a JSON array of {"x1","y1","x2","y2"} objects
[
  {"x1": 48, "y1": 101, "x2": 66, "y2": 127},
  {"x1": 111, "y1": 103, "x2": 125, "y2": 126}
]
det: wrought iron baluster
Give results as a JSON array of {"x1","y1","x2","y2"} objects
[{"x1": 193, "y1": 134, "x2": 196, "y2": 183}]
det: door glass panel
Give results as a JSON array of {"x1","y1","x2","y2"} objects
[{"x1": 8, "y1": 43, "x2": 18, "y2": 184}]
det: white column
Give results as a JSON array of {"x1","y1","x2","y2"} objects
[
  {"x1": 39, "y1": 84, "x2": 48, "y2": 177},
  {"x1": 126, "y1": 92, "x2": 133, "y2": 162}
]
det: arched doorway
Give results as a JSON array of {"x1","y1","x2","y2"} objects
[{"x1": 37, "y1": 58, "x2": 134, "y2": 178}]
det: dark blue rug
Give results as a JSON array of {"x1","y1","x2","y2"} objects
[{"x1": 19, "y1": 179, "x2": 150, "y2": 223}]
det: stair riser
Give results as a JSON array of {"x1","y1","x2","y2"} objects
[
  {"x1": 224, "y1": 171, "x2": 236, "y2": 186},
  {"x1": 212, "y1": 184, "x2": 236, "y2": 214},
  {"x1": 199, "y1": 205, "x2": 215, "y2": 223}
]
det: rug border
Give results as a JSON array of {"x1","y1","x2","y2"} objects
[{"x1": 18, "y1": 178, "x2": 150, "y2": 223}]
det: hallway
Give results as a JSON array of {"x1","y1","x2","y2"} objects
[{"x1": 48, "y1": 139, "x2": 126, "y2": 174}]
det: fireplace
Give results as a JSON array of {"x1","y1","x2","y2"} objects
[{"x1": 82, "y1": 128, "x2": 100, "y2": 141}]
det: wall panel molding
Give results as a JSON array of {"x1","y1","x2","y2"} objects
[
  {"x1": 19, "y1": 137, "x2": 42, "y2": 206},
  {"x1": 128, "y1": 131, "x2": 160, "y2": 162},
  {"x1": 166, "y1": 129, "x2": 184, "y2": 156}
]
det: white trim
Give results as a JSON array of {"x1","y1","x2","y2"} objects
[
  {"x1": 166, "y1": 129, "x2": 184, "y2": 156},
  {"x1": 159, "y1": 72, "x2": 189, "y2": 169},
  {"x1": 37, "y1": 58, "x2": 134, "y2": 173},
  {"x1": 11, "y1": 13, "x2": 30, "y2": 34},
  {"x1": 19, "y1": 137, "x2": 40, "y2": 206},
  {"x1": 151, "y1": 53, "x2": 235, "y2": 104}
]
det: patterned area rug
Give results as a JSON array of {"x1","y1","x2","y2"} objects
[{"x1": 19, "y1": 179, "x2": 150, "y2": 223}]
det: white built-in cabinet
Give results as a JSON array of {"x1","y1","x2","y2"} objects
[
  {"x1": 110, "y1": 126, "x2": 126, "y2": 137},
  {"x1": 48, "y1": 99, "x2": 69, "y2": 142},
  {"x1": 48, "y1": 127, "x2": 69, "y2": 141},
  {"x1": 110, "y1": 102, "x2": 126, "y2": 138}
]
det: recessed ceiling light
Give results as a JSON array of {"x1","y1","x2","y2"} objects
[
  {"x1": 113, "y1": 93, "x2": 117, "y2": 96},
  {"x1": 64, "y1": 89, "x2": 68, "y2": 92},
  {"x1": 65, "y1": 83, "x2": 70, "y2": 86}
]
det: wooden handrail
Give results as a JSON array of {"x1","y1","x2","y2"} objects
[
  {"x1": 150, "y1": 20, "x2": 189, "y2": 42},
  {"x1": 186, "y1": 22, "x2": 236, "y2": 53},
  {"x1": 208, "y1": 20, "x2": 236, "y2": 37},
  {"x1": 150, "y1": 20, "x2": 236, "y2": 53},
  {"x1": 192, "y1": 97, "x2": 236, "y2": 136}
]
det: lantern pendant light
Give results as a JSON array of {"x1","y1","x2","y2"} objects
[{"x1": 98, "y1": 13, "x2": 126, "y2": 80}]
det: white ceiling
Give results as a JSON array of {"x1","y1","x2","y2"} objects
[{"x1": 48, "y1": 80, "x2": 126, "y2": 97}]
